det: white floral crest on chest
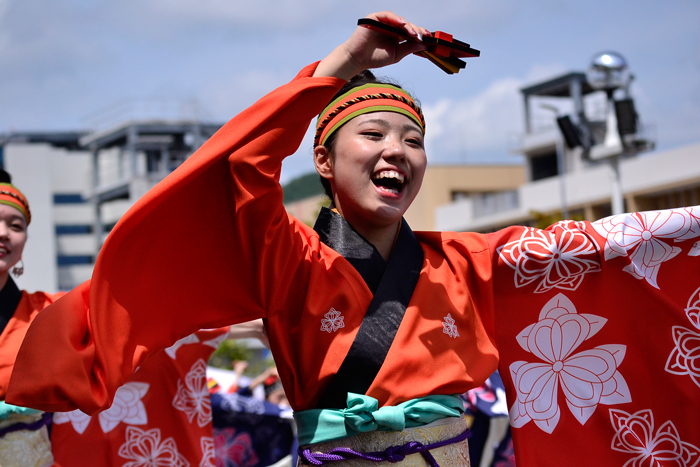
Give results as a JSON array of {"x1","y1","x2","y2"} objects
[
  {"x1": 443, "y1": 313, "x2": 459, "y2": 338},
  {"x1": 321, "y1": 308, "x2": 345, "y2": 333}
]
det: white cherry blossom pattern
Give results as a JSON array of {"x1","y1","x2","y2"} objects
[
  {"x1": 442, "y1": 313, "x2": 459, "y2": 338},
  {"x1": 165, "y1": 333, "x2": 200, "y2": 359},
  {"x1": 666, "y1": 285, "x2": 700, "y2": 387},
  {"x1": 53, "y1": 409, "x2": 93, "y2": 434},
  {"x1": 592, "y1": 208, "x2": 700, "y2": 289},
  {"x1": 690, "y1": 241, "x2": 700, "y2": 257},
  {"x1": 173, "y1": 359, "x2": 211, "y2": 427},
  {"x1": 684, "y1": 206, "x2": 700, "y2": 240},
  {"x1": 199, "y1": 437, "x2": 216, "y2": 467},
  {"x1": 118, "y1": 426, "x2": 189, "y2": 467},
  {"x1": 98, "y1": 382, "x2": 149, "y2": 433},
  {"x1": 497, "y1": 222, "x2": 601, "y2": 293},
  {"x1": 202, "y1": 331, "x2": 228, "y2": 350},
  {"x1": 321, "y1": 308, "x2": 345, "y2": 333},
  {"x1": 509, "y1": 293, "x2": 631, "y2": 434},
  {"x1": 610, "y1": 408, "x2": 700, "y2": 467}
]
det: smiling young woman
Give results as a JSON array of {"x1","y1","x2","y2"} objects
[
  {"x1": 8, "y1": 11, "x2": 700, "y2": 467},
  {"x1": 316, "y1": 113, "x2": 426, "y2": 260}
]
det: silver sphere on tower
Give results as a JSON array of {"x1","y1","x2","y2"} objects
[{"x1": 587, "y1": 51, "x2": 630, "y2": 94}]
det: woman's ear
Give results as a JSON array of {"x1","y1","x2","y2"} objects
[{"x1": 314, "y1": 145, "x2": 333, "y2": 180}]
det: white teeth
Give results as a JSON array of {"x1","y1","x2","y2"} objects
[{"x1": 372, "y1": 170, "x2": 405, "y2": 183}]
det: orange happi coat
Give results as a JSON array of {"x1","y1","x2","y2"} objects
[
  {"x1": 7, "y1": 62, "x2": 700, "y2": 467},
  {"x1": 6, "y1": 62, "x2": 499, "y2": 414}
]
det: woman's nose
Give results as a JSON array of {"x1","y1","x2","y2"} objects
[{"x1": 382, "y1": 138, "x2": 406, "y2": 161}]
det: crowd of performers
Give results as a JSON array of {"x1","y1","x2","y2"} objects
[{"x1": 1, "y1": 10, "x2": 699, "y2": 467}]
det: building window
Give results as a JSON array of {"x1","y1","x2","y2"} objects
[
  {"x1": 474, "y1": 191, "x2": 519, "y2": 218},
  {"x1": 57, "y1": 255, "x2": 94, "y2": 266},
  {"x1": 530, "y1": 151, "x2": 559, "y2": 181},
  {"x1": 53, "y1": 193, "x2": 85, "y2": 204},
  {"x1": 56, "y1": 225, "x2": 93, "y2": 235},
  {"x1": 451, "y1": 191, "x2": 471, "y2": 201}
]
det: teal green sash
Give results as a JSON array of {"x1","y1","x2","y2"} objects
[
  {"x1": 294, "y1": 393, "x2": 464, "y2": 445},
  {"x1": 0, "y1": 401, "x2": 41, "y2": 420}
]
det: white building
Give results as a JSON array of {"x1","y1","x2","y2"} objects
[
  {"x1": 435, "y1": 67, "x2": 699, "y2": 232},
  {"x1": 0, "y1": 121, "x2": 221, "y2": 293}
]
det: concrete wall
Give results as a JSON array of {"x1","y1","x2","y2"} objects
[
  {"x1": 405, "y1": 164, "x2": 526, "y2": 231},
  {"x1": 436, "y1": 142, "x2": 700, "y2": 232},
  {"x1": 4, "y1": 144, "x2": 59, "y2": 293}
]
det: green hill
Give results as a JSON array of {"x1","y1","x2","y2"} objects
[{"x1": 282, "y1": 172, "x2": 325, "y2": 204}]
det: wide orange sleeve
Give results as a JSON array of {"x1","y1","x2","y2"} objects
[
  {"x1": 484, "y1": 210, "x2": 700, "y2": 467},
  {"x1": 7, "y1": 63, "x2": 345, "y2": 414}
]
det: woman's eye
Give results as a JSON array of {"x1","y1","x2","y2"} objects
[
  {"x1": 362, "y1": 131, "x2": 383, "y2": 138},
  {"x1": 407, "y1": 138, "x2": 424, "y2": 147}
]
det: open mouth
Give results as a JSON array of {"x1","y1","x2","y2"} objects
[{"x1": 372, "y1": 170, "x2": 406, "y2": 195}]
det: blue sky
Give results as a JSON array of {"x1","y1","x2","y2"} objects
[{"x1": 1, "y1": 0, "x2": 698, "y2": 183}]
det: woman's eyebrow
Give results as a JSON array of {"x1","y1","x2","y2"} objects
[{"x1": 5, "y1": 215, "x2": 26, "y2": 224}]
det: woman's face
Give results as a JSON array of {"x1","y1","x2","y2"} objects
[
  {"x1": 315, "y1": 111, "x2": 427, "y2": 232},
  {"x1": 0, "y1": 204, "x2": 27, "y2": 275}
]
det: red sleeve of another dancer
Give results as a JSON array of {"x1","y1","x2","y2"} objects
[{"x1": 7, "y1": 63, "x2": 345, "y2": 413}]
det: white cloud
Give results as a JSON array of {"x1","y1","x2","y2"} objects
[
  {"x1": 423, "y1": 76, "x2": 524, "y2": 163},
  {"x1": 108, "y1": 0, "x2": 338, "y2": 39},
  {"x1": 197, "y1": 69, "x2": 290, "y2": 120},
  {"x1": 524, "y1": 63, "x2": 568, "y2": 83}
]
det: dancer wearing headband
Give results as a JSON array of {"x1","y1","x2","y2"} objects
[
  {"x1": 9, "y1": 11, "x2": 700, "y2": 466},
  {"x1": 0, "y1": 170, "x2": 63, "y2": 467}
]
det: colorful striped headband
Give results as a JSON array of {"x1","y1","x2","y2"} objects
[
  {"x1": 314, "y1": 83, "x2": 425, "y2": 147},
  {"x1": 0, "y1": 183, "x2": 31, "y2": 225}
]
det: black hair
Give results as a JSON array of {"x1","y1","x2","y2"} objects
[
  {"x1": 0, "y1": 169, "x2": 12, "y2": 184},
  {"x1": 317, "y1": 70, "x2": 419, "y2": 200}
]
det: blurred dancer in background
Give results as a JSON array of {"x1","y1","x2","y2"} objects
[{"x1": 0, "y1": 169, "x2": 63, "y2": 467}]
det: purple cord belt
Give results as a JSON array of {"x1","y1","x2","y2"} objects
[
  {"x1": 0, "y1": 411, "x2": 52, "y2": 438},
  {"x1": 299, "y1": 427, "x2": 470, "y2": 466}
]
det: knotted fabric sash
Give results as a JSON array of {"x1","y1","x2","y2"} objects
[
  {"x1": 294, "y1": 393, "x2": 464, "y2": 445},
  {"x1": 0, "y1": 401, "x2": 41, "y2": 420}
]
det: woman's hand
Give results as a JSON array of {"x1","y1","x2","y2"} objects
[{"x1": 314, "y1": 11, "x2": 430, "y2": 80}]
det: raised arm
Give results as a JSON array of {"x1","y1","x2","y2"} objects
[
  {"x1": 7, "y1": 11, "x2": 431, "y2": 415},
  {"x1": 7, "y1": 66, "x2": 343, "y2": 414},
  {"x1": 313, "y1": 11, "x2": 427, "y2": 80}
]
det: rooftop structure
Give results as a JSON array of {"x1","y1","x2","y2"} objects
[
  {"x1": 435, "y1": 53, "x2": 699, "y2": 233},
  {"x1": 0, "y1": 119, "x2": 223, "y2": 292},
  {"x1": 81, "y1": 120, "x2": 221, "y2": 245}
]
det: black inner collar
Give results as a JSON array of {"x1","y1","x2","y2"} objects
[
  {"x1": 0, "y1": 277, "x2": 22, "y2": 336},
  {"x1": 313, "y1": 207, "x2": 387, "y2": 294},
  {"x1": 312, "y1": 206, "x2": 425, "y2": 409}
]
